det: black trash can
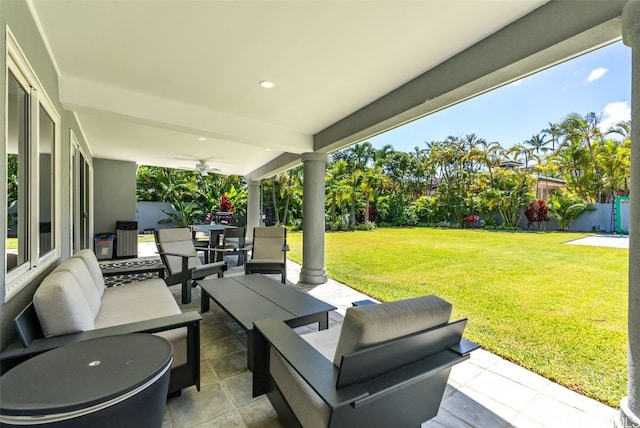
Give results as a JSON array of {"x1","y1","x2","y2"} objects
[
  {"x1": 115, "y1": 220, "x2": 138, "y2": 258},
  {"x1": 0, "y1": 334, "x2": 172, "y2": 428},
  {"x1": 94, "y1": 233, "x2": 115, "y2": 260}
]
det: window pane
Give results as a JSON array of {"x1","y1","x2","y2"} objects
[
  {"x1": 6, "y1": 72, "x2": 29, "y2": 272},
  {"x1": 39, "y1": 105, "x2": 54, "y2": 257}
]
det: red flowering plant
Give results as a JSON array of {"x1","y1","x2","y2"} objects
[
  {"x1": 462, "y1": 214, "x2": 481, "y2": 228},
  {"x1": 524, "y1": 199, "x2": 549, "y2": 230},
  {"x1": 219, "y1": 194, "x2": 234, "y2": 213},
  {"x1": 205, "y1": 194, "x2": 234, "y2": 223}
]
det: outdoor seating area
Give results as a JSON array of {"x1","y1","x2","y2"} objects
[
  {"x1": 2, "y1": 2, "x2": 638, "y2": 426},
  {"x1": 101, "y1": 243, "x2": 616, "y2": 427},
  {"x1": 0, "y1": 249, "x2": 201, "y2": 396}
]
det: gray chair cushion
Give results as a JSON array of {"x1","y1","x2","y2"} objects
[
  {"x1": 250, "y1": 227, "x2": 285, "y2": 261},
  {"x1": 333, "y1": 295, "x2": 452, "y2": 366},
  {"x1": 156, "y1": 228, "x2": 201, "y2": 275}
]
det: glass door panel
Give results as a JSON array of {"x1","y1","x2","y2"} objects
[{"x1": 6, "y1": 72, "x2": 29, "y2": 273}]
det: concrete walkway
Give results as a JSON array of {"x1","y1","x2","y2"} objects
[
  {"x1": 135, "y1": 242, "x2": 617, "y2": 427},
  {"x1": 565, "y1": 233, "x2": 629, "y2": 249}
]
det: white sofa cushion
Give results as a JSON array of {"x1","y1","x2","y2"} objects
[
  {"x1": 71, "y1": 249, "x2": 105, "y2": 298},
  {"x1": 34, "y1": 271, "x2": 95, "y2": 337},
  {"x1": 94, "y1": 279, "x2": 187, "y2": 367},
  {"x1": 333, "y1": 295, "x2": 452, "y2": 366},
  {"x1": 53, "y1": 257, "x2": 101, "y2": 318}
]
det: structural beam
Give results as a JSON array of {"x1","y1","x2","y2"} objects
[{"x1": 314, "y1": 0, "x2": 626, "y2": 155}]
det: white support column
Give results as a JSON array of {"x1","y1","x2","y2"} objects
[
  {"x1": 299, "y1": 152, "x2": 328, "y2": 285},
  {"x1": 245, "y1": 179, "x2": 261, "y2": 241},
  {"x1": 619, "y1": 2, "x2": 640, "y2": 427}
]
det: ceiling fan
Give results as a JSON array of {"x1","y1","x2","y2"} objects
[
  {"x1": 193, "y1": 160, "x2": 220, "y2": 176},
  {"x1": 173, "y1": 158, "x2": 221, "y2": 176}
]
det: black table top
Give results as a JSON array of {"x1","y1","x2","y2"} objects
[
  {"x1": 0, "y1": 334, "x2": 172, "y2": 416},
  {"x1": 198, "y1": 275, "x2": 336, "y2": 331}
]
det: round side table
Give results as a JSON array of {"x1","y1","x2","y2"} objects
[{"x1": 0, "y1": 333, "x2": 172, "y2": 427}]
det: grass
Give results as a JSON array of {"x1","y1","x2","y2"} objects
[{"x1": 286, "y1": 228, "x2": 628, "y2": 408}]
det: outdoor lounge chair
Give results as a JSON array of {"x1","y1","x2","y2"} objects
[
  {"x1": 214, "y1": 226, "x2": 249, "y2": 266},
  {"x1": 252, "y1": 295, "x2": 479, "y2": 427},
  {"x1": 155, "y1": 228, "x2": 227, "y2": 304},
  {"x1": 245, "y1": 226, "x2": 288, "y2": 283}
]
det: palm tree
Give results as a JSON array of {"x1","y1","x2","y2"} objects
[
  {"x1": 508, "y1": 143, "x2": 533, "y2": 168},
  {"x1": 543, "y1": 122, "x2": 560, "y2": 153},
  {"x1": 559, "y1": 113, "x2": 604, "y2": 202},
  {"x1": 524, "y1": 133, "x2": 550, "y2": 198},
  {"x1": 525, "y1": 133, "x2": 549, "y2": 158},
  {"x1": 325, "y1": 159, "x2": 352, "y2": 225},
  {"x1": 607, "y1": 120, "x2": 631, "y2": 141},
  {"x1": 478, "y1": 140, "x2": 503, "y2": 184},
  {"x1": 281, "y1": 166, "x2": 303, "y2": 226}
]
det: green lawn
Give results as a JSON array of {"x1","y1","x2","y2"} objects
[
  {"x1": 287, "y1": 228, "x2": 628, "y2": 408},
  {"x1": 6, "y1": 238, "x2": 17, "y2": 249}
]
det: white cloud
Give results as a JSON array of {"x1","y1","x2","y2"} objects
[
  {"x1": 587, "y1": 67, "x2": 607, "y2": 82},
  {"x1": 599, "y1": 101, "x2": 631, "y2": 134}
]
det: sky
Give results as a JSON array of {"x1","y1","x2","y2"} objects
[{"x1": 368, "y1": 40, "x2": 631, "y2": 152}]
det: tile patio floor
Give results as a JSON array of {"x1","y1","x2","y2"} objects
[{"x1": 132, "y1": 243, "x2": 617, "y2": 428}]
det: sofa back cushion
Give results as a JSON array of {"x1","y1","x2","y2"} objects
[
  {"x1": 333, "y1": 295, "x2": 452, "y2": 367},
  {"x1": 34, "y1": 271, "x2": 95, "y2": 337},
  {"x1": 71, "y1": 249, "x2": 105, "y2": 298},
  {"x1": 54, "y1": 257, "x2": 101, "y2": 318},
  {"x1": 156, "y1": 228, "x2": 200, "y2": 274}
]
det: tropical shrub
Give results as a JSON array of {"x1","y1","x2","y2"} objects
[
  {"x1": 159, "y1": 199, "x2": 203, "y2": 228},
  {"x1": 548, "y1": 190, "x2": 593, "y2": 231},
  {"x1": 413, "y1": 195, "x2": 438, "y2": 223},
  {"x1": 524, "y1": 199, "x2": 549, "y2": 230},
  {"x1": 478, "y1": 169, "x2": 534, "y2": 227}
]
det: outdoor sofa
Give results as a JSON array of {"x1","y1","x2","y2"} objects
[{"x1": 0, "y1": 249, "x2": 201, "y2": 395}]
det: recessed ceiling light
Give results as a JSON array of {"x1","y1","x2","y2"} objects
[
  {"x1": 264, "y1": 147, "x2": 271, "y2": 151},
  {"x1": 197, "y1": 137, "x2": 207, "y2": 141},
  {"x1": 259, "y1": 80, "x2": 275, "y2": 89}
]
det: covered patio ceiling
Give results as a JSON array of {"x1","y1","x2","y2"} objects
[{"x1": 28, "y1": 0, "x2": 625, "y2": 179}]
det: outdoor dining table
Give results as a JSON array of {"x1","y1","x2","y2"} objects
[
  {"x1": 190, "y1": 224, "x2": 230, "y2": 246},
  {"x1": 190, "y1": 224, "x2": 236, "y2": 263}
]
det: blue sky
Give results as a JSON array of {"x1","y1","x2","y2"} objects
[{"x1": 368, "y1": 40, "x2": 631, "y2": 152}]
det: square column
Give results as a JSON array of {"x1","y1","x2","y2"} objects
[
  {"x1": 618, "y1": 1, "x2": 640, "y2": 427},
  {"x1": 246, "y1": 180, "x2": 261, "y2": 240},
  {"x1": 299, "y1": 152, "x2": 328, "y2": 285}
]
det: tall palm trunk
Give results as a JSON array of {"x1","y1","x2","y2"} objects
[{"x1": 270, "y1": 177, "x2": 280, "y2": 225}]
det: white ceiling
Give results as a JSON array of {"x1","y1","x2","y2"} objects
[{"x1": 28, "y1": 0, "x2": 599, "y2": 178}]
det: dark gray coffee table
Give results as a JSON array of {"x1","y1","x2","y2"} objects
[{"x1": 197, "y1": 274, "x2": 336, "y2": 369}]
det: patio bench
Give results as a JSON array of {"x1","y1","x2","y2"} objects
[{"x1": 0, "y1": 249, "x2": 201, "y2": 396}]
